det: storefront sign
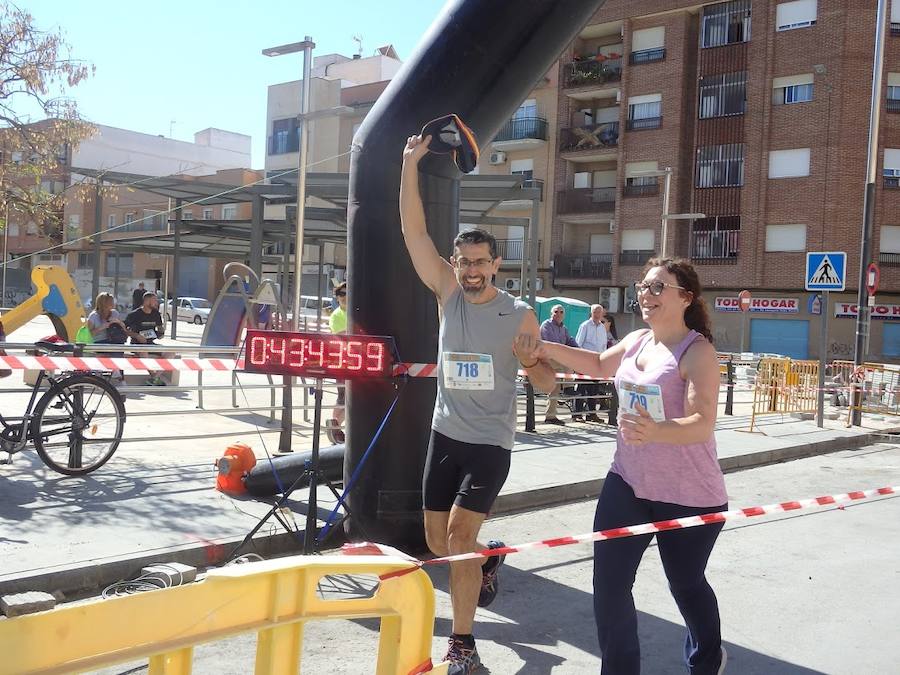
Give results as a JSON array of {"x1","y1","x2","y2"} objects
[
  {"x1": 834, "y1": 302, "x2": 900, "y2": 320},
  {"x1": 715, "y1": 297, "x2": 799, "y2": 313}
]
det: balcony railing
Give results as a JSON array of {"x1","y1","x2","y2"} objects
[
  {"x1": 892, "y1": 22, "x2": 900, "y2": 36},
  {"x1": 495, "y1": 238, "x2": 541, "y2": 262},
  {"x1": 888, "y1": 99, "x2": 900, "y2": 113},
  {"x1": 689, "y1": 229, "x2": 740, "y2": 264},
  {"x1": 493, "y1": 117, "x2": 548, "y2": 143},
  {"x1": 626, "y1": 116, "x2": 662, "y2": 131},
  {"x1": 557, "y1": 187, "x2": 616, "y2": 215},
  {"x1": 630, "y1": 48, "x2": 666, "y2": 65},
  {"x1": 878, "y1": 252, "x2": 900, "y2": 266},
  {"x1": 563, "y1": 58, "x2": 623, "y2": 89},
  {"x1": 559, "y1": 122, "x2": 619, "y2": 153},
  {"x1": 884, "y1": 176, "x2": 900, "y2": 188},
  {"x1": 619, "y1": 250, "x2": 655, "y2": 266},
  {"x1": 520, "y1": 178, "x2": 544, "y2": 201},
  {"x1": 623, "y1": 182, "x2": 659, "y2": 197},
  {"x1": 553, "y1": 253, "x2": 613, "y2": 280}
]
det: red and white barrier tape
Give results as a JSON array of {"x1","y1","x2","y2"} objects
[
  {"x1": 342, "y1": 485, "x2": 899, "y2": 580},
  {"x1": 0, "y1": 353, "x2": 240, "y2": 373}
]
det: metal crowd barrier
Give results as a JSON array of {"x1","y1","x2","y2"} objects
[
  {"x1": 749, "y1": 357, "x2": 819, "y2": 432},
  {"x1": 0, "y1": 555, "x2": 445, "y2": 675},
  {"x1": 831, "y1": 359, "x2": 900, "y2": 423}
]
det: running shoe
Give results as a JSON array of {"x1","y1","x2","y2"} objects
[
  {"x1": 717, "y1": 646, "x2": 728, "y2": 674},
  {"x1": 478, "y1": 540, "x2": 506, "y2": 608},
  {"x1": 444, "y1": 637, "x2": 481, "y2": 675}
]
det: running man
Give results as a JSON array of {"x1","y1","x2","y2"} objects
[{"x1": 401, "y1": 133, "x2": 556, "y2": 674}]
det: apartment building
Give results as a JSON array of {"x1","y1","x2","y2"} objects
[
  {"x1": 263, "y1": 47, "x2": 401, "y2": 291},
  {"x1": 60, "y1": 125, "x2": 252, "y2": 305},
  {"x1": 548, "y1": 0, "x2": 900, "y2": 361}
]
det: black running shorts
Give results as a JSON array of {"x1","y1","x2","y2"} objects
[{"x1": 423, "y1": 430, "x2": 511, "y2": 514}]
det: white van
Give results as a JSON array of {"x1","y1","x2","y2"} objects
[{"x1": 299, "y1": 295, "x2": 333, "y2": 318}]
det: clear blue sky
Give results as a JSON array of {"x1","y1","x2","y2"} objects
[{"x1": 21, "y1": 0, "x2": 447, "y2": 168}]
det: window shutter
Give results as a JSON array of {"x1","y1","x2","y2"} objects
[
  {"x1": 768, "y1": 149, "x2": 811, "y2": 178},
  {"x1": 631, "y1": 26, "x2": 665, "y2": 51}
]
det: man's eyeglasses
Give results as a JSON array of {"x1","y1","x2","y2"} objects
[
  {"x1": 634, "y1": 281, "x2": 687, "y2": 296},
  {"x1": 454, "y1": 257, "x2": 494, "y2": 270}
]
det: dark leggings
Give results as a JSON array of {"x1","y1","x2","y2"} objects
[{"x1": 593, "y1": 472, "x2": 726, "y2": 675}]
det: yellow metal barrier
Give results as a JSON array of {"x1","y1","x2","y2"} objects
[
  {"x1": 0, "y1": 555, "x2": 448, "y2": 675},
  {"x1": 748, "y1": 358, "x2": 819, "y2": 432},
  {"x1": 832, "y1": 359, "x2": 900, "y2": 424}
]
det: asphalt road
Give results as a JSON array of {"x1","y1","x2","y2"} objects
[{"x1": 90, "y1": 443, "x2": 900, "y2": 674}]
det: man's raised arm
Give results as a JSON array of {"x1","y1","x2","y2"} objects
[{"x1": 400, "y1": 135, "x2": 456, "y2": 300}]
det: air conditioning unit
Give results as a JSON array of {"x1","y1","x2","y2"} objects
[
  {"x1": 623, "y1": 283, "x2": 638, "y2": 314},
  {"x1": 527, "y1": 277, "x2": 544, "y2": 291},
  {"x1": 489, "y1": 151, "x2": 507, "y2": 165},
  {"x1": 505, "y1": 278, "x2": 521, "y2": 291},
  {"x1": 608, "y1": 220, "x2": 617, "y2": 233},
  {"x1": 599, "y1": 287, "x2": 622, "y2": 313}
]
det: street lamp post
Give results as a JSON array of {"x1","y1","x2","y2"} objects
[
  {"x1": 628, "y1": 167, "x2": 705, "y2": 257},
  {"x1": 263, "y1": 38, "x2": 315, "y2": 330}
]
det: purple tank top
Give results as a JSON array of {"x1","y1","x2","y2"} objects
[{"x1": 611, "y1": 330, "x2": 727, "y2": 507}]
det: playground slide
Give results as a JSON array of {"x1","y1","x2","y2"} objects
[{"x1": 0, "y1": 266, "x2": 86, "y2": 341}]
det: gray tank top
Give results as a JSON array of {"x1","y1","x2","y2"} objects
[{"x1": 432, "y1": 287, "x2": 531, "y2": 450}]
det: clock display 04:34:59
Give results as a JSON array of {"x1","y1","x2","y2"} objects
[{"x1": 243, "y1": 330, "x2": 394, "y2": 378}]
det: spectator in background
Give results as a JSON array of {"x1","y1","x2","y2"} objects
[
  {"x1": 131, "y1": 282, "x2": 145, "y2": 310},
  {"x1": 325, "y1": 281, "x2": 348, "y2": 444},
  {"x1": 124, "y1": 291, "x2": 167, "y2": 386},
  {"x1": 573, "y1": 304, "x2": 607, "y2": 423},
  {"x1": 540, "y1": 304, "x2": 578, "y2": 425},
  {"x1": 603, "y1": 315, "x2": 619, "y2": 348}
]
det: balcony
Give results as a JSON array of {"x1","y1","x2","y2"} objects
[
  {"x1": 888, "y1": 99, "x2": 900, "y2": 113},
  {"x1": 553, "y1": 253, "x2": 613, "y2": 281},
  {"x1": 688, "y1": 229, "x2": 740, "y2": 265},
  {"x1": 563, "y1": 58, "x2": 622, "y2": 90},
  {"x1": 619, "y1": 250, "x2": 655, "y2": 266},
  {"x1": 626, "y1": 116, "x2": 662, "y2": 131},
  {"x1": 492, "y1": 117, "x2": 548, "y2": 151},
  {"x1": 494, "y1": 178, "x2": 544, "y2": 211},
  {"x1": 630, "y1": 48, "x2": 666, "y2": 65},
  {"x1": 559, "y1": 122, "x2": 619, "y2": 158},
  {"x1": 623, "y1": 182, "x2": 659, "y2": 197},
  {"x1": 495, "y1": 238, "x2": 541, "y2": 263},
  {"x1": 884, "y1": 176, "x2": 900, "y2": 188},
  {"x1": 879, "y1": 252, "x2": 900, "y2": 267},
  {"x1": 892, "y1": 22, "x2": 900, "y2": 36},
  {"x1": 557, "y1": 187, "x2": 616, "y2": 216}
]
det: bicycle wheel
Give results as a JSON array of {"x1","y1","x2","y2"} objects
[{"x1": 31, "y1": 374, "x2": 126, "y2": 475}]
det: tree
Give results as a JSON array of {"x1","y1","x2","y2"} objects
[{"x1": 0, "y1": 1, "x2": 94, "y2": 243}]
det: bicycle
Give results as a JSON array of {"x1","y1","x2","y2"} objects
[{"x1": 0, "y1": 341, "x2": 126, "y2": 475}]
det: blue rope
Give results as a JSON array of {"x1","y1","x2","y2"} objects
[{"x1": 318, "y1": 391, "x2": 401, "y2": 542}]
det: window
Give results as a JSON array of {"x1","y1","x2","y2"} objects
[
  {"x1": 776, "y1": 0, "x2": 817, "y2": 31},
  {"x1": 769, "y1": 148, "x2": 811, "y2": 178},
  {"x1": 627, "y1": 94, "x2": 662, "y2": 130},
  {"x1": 108, "y1": 214, "x2": 116, "y2": 230},
  {"x1": 8, "y1": 222, "x2": 18, "y2": 236},
  {"x1": 202, "y1": 208, "x2": 213, "y2": 220},
  {"x1": 624, "y1": 161, "x2": 660, "y2": 196},
  {"x1": 124, "y1": 213, "x2": 135, "y2": 231},
  {"x1": 143, "y1": 210, "x2": 166, "y2": 230},
  {"x1": 37, "y1": 253, "x2": 65, "y2": 265},
  {"x1": 621, "y1": 229, "x2": 655, "y2": 252},
  {"x1": 701, "y1": 0, "x2": 751, "y2": 48},
  {"x1": 765, "y1": 224, "x2": 806, "y2": 251},
  {"x1": 881, "y1": 225, "x2": 900, "y2": 253},
  {"x1": 105, "y1": 252, "x2": 134, "y2": 276},
  {"x1": 691, "y1": 216, "x2": 741, "y2": 261},
  {"x1": 182, "y1": 210, "x2": 194, "y2": 220},
  {"x1": 699, "y1": 72, "x2": 747, "y2": 118},
  {"x1": 26, "y1": 221, "x2": 38, "y2": 235},
  {"x1": 270, "y1": 117, "x2": 300, "y2": 155},
  {"x1": 574, "y1": 171, "x2": 591, "y2": 189},
  {"x1": 513, "y1": 99, "x2": 538, "y2": 120},
  {"x1": 222, "y1": 204, "x2": 238, "y2": 220},
  {"x1": 631, "y1": 26, "x2": 666, "y2": 64},
  {"x1": 888, "y1": 73, "x2": 900, "y2": 111},
  {"x1": 884, "y1": 148, "x2": 900, "y2": 186},
  {"x1": 773, "y1": 74, "x2": 813, "y2": 104},
  {"x1": 77, "y1": 252, "x2": 95, "y2": 269},
  {"x1": 697, "y1": 144, "x2": 744, "y2": 187}
]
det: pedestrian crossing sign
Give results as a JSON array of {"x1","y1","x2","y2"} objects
[{"x1": 805, "y1": 251, "x2": 846, "y2": 291}]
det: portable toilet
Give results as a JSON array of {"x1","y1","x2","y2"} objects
[{"x1": 534, "y1": 296, "x2": 591, "y2": 337}]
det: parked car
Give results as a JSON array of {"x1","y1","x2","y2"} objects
[{"x1": 166, "y1": 297, "x2": 212, "y2": 324}]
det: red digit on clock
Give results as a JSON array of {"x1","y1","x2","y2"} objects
[
  {"x1": 270, "y1": 336, "x2": 285, "y2": 365},
  {"x1": 287, "y1": 337, "x2": 305, "y2": 368},
  {"x1": 346, "y1": 340, "x2": 363, "y2": 371},
  {"x1": 327, "y1": 340, "x2": 344, "y2": 369},
  {"x1": 365, "y1": 341, "x2": 385, "y2": 373},
  {"x1": 249, "y1": 335, "x2": 267, "y2": 365},
  {"x1": 307, "y1": 337, "x2": 324, "y2": 367}
]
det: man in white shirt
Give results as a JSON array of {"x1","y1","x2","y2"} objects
[{"x1": 573, "y1": 304, "x2": 607, "y2": 422}]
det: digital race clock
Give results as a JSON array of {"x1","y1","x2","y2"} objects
[{"x1": 242, "y1": 330, "x2": 395, "y2": 378}]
